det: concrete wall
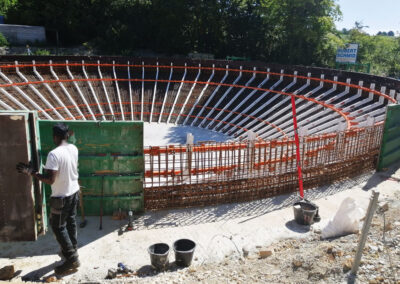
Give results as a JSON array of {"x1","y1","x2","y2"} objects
[{"x1": 0, "y1": 24, "x2": 46, "y2": 44}]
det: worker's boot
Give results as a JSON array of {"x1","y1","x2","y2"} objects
[{"x1": 54, "y1": 257, "x2": 80, "y2": 275}]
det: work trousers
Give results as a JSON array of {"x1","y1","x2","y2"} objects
[{"x1": 50, "y1": 191, "x2": 79, "y2": 261}]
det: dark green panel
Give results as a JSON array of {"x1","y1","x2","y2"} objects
[
  {"x1": 79, "y1": 176, "x2": 143, "y2": 196},
  {"x1": 39, "y1": 121, "x2": 143, "y2": 155},
  {"x1": 384, "y1": 136, "x2": 400, "y2": 154},
  {"x1": 378, "y1": 105, "x2": 400, "y2": 170},
  {"x1": 78, "y1": 155, "x2": 144, "y2": 175},
  {"x1": 82, "y1": 196, "x2": 143, "y2": 216},
  {"x1": 39, "y1": 120, "x2": 144, "y2": 214}
]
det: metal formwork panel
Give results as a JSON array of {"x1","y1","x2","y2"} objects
[
  {"x1": 39, "y1": 120, "x2": 144, "y2": 215},
  {"x1": 378, "y1": 105, "x2": 400, "y2": 170}
]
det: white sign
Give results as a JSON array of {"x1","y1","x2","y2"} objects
[{"x1": 336, "y1": 44, "x2": 358, "y2": 63}]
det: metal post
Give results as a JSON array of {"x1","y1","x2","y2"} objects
[{"x1": 351, "y1": 190, "x2": 380, "y2": 275}]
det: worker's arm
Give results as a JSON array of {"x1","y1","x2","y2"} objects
[
  {"x1": 16, "y1": 162, "x2": 57, "y2": 185},
  {"x1": 32, "y1": 169, "x2": 56, "y2": 185}
]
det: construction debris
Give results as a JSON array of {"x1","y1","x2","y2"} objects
[
  {"x1": 106, "y1": 268, "x2": 118, "y2": 279},
  {"x1": 0, "y1": 265, "x2": 14, "y2": 280},
  {"x1": 321, "y1": 197, "x2": 364, "y2": 239},
  {"x1": 106, "y1": 263, "x2": 134, "y2": 279}
]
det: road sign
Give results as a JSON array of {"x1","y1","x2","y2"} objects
[{"x1": 336, "y1": 43, "x2": 358, "y2": 63}]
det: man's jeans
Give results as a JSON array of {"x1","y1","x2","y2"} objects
[{"x1": 50, "y1": 191, "x2": 79, "y2": 261}]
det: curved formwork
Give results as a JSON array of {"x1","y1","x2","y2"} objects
[{"x1": 0, "y1": 57, "x2": 399, "y2": 210}]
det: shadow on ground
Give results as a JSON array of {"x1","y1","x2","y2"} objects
[
  {"x1": 20, "y1": 262, "x2": 59, "y2": 282},
  {"x1": 135, "y1": 170, "x2": 376, "y2": 230},
  {"x1": 0, "y1": 216, "x2": 119, "y2": 258},
  {"x1": 363, "y1": 160, "x2": 400, "y2": 191},
  {"x1": 284, "y1": 220, "x2": 311, "y2": 234},
  {"x1": 136, "y1": 262, "x2": 185, "y2": 279}
]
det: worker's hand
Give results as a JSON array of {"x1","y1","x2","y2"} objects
[{"x1": 16, "y1": 162, "x2": 34, "y2": 175}]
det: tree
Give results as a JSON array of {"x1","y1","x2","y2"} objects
[
  {"x1": 0, "y1": 0, "x2": 16, "y2": 15},
  {"x1": 342, "y1": 26, "x2": 400, "y2": 77},
  {"x1": 3, "y1": 0, "x2": 342, "y2": 66},
  {"x1": 354, "y1": 21, "x2": 369, "y2": 32}
]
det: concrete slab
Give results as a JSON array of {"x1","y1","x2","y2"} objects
[{"x1": 143, "y1": 122, "x2": 231, "y2": 146}]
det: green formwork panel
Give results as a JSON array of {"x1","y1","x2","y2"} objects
[
  {"x1": 78, "y1": 155, "x2": 144, "y2": 175},
  {"x1": 38, "y1": 120, "x2": 144, "y2": 215},
  {"x1": 82, "y1": 196, "x2": 143, "y2": 216},
  {"x1": 79, "y1": 176, "x2": 143, "y2": 196},
  {"x1": 378, "y1": 105, "x2": 400, "y2": 170},
  {"x1": 39, "y1": 121, "x2": 143, "y2": 155}
]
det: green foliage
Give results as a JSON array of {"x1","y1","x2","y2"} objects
[
  {"x1": 34, "y1": 48, "x2": 50, "y2": 55},
  {"x1": 0, "y1": 0, "x2": 17, "y2": 15},
  {"x1": 337, "y1": 26, "x2": 400, "y2": 78},
  {"x1": 0, "y1": 32, "x2": 8, "y2": 46}
]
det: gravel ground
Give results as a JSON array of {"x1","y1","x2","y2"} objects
[{"x1": 103, "y1": 190, "x2": 400, "y2": 284}]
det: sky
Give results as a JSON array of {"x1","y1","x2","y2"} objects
[{"x1": 335, "y1": 0, "x2": 400, "y2": 35}]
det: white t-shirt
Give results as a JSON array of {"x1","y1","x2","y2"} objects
[{"x1": 44, "y1": 141, "x2": 79, "y2": 197}]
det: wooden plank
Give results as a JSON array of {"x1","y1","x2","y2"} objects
[{"x1": 0, "y1": 113, "x2": 36, "y2": 241}]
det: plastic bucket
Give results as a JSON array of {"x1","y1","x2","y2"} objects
[
  {"x1": 293, "y1": 201, "x2": 317, "y2": 225},
  {"x1": 148, "y1": 243, "x2": 170, "y2": 270},
  {"x1": 173, "y1": 239, "x2": 196, "y2": 267}
]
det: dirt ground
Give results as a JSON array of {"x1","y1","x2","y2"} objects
[
  {"x1": 130, "y1": 190, "x2": 400, "y2": 284},
  {"x1": 0, "y1": 163, "x2": 399, "y2": 284}
]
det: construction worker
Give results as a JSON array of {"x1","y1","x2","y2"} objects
[
  {"x1": 17, "y1": 123, "x2": 80, "y2": 275},
  {"x1": 26, "y1": 44, "x2": 32, "y2": 55}
]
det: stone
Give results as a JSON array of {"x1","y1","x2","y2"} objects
[
  {"x1": 107, "y1": 268, "x2": 118, "y2": 279},
  {"x1": 343, "y1": 259, "x2": 353, "y2": 273},
  {"x1": 379, "y1": 203, "x2": 389, "y2": 212},
  {"x1": 336, "y1": 250, "x2": 344, "y2": 257},
  {"x1": 242, "y1": 246, "x2": 249, "y2": 258},
  {"x1": 0, "y1": 265, "x2": 14, "y2": 280},
  {"x1": 384, "y1": 222, "x2": 393, "y2": 231},
  {"x1": 270, "y1": 269, "x2": 281, "y2": 275},
  {"x1": 45, "y1": 276, "x2": 57, "y2": 283},
  {"x1": 259, "y1": 248, "x2": 273, "y2": 259},
  {"x1": 292, "y1": 259, "x2": 303, "y2": 268},
  {"x1": 308, "y1": 267, "x2": 327, "y2": 281},
  {"x1": 369, "y1": 245, "x2": 378, "y2": 252}
]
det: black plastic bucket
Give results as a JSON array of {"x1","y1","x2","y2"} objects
[
  {"x1": 293, "y1": 201, "x2": 318, "y2": 225},
  {"x1": 173, "y1": 239, "x2": 196, "y2": 267},
  {"x1": 148, "y1": 243, "x2": 170, "y2": 270}
]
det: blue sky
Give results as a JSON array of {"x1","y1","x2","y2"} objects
[{"x1": 335, "y1": 0, "x2": 400, "y2": 35}]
